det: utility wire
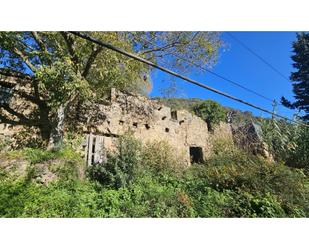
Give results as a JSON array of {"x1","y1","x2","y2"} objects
[
  {"x1": 226, "y1": 32, "x2": 291, "y2": 82},
  {"x1": 69, "y1": 31, "x2": 308, "y2": 127},
  {"x1": 137, "y1": 34, "x2": 277, "y2": 104}
]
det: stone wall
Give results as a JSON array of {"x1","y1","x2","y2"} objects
[{"x1": 80, "y1": 89, "x2": 214, "y2": 166}]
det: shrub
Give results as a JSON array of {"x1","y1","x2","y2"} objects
[
  {"x1": 188, "y1": 146, "x2": 309, "y2": 217},
  {"x1": 229, "y1": 191, "x2": 286, "y2": 218},
  {"x1": 261, "y1": 119, "x2": 309, "y2": 171},
  {"x1": 261, "y1": 119, "x2": 299, "y2": 162},
  {"x1": 141, "y1": 140, "x2": 186, "y2": 174},
  {"x1": 21, "y1": 181, "x2": 104, "y2": 218},
  {"x1": 286, "y1": 126, "x2": 309, "y2": 170},
  {"x1": 87, "y1": 135, "x2": 142, "y2": 188},
  {"x1": 119, "y1": 175, "x2": 195, "y2": 217},
  {"x1": 87, "y1": 136, "x2": 186, "y2": 188},
  {"x1": 184, "y1": 175, "x2": 234, "y2": 217},
  {"x1": 193, "y1": 100, "x2": 226, "y2": 131}
]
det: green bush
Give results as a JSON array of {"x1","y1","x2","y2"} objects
[
  {"x1": 261, "y1": 119, "x2": 309, "y2": 170},
  {"x1": 193, "y1": 100, "x2": 226, "y2": 131},
  {"x1": 141, "y1": 140, "x2": 186, "y2": 174},
  {"x1": 87, "y1": 136, "x2": 185, "y2": 188},
  {"x1": 228, "y1": 191, "x2": 286, "y2": 218},
  {"x1": 286, "y1": 126, "x2": 309, "y2": 170},
  {"x1": 123, "y1": 175, "x2": 195, "y2": 217},
  {"x1": 87, "y1": 135, "x2": 142, "y2": 188},
  {"x1": 187, "y1": 145, "x2": 308, "y2": 217}
]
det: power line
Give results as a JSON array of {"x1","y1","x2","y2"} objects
[
  {"x1": 226, "y1": 32, "x2": 291, "y2": 82},
  {"x1": 69, "y1": 31, "x2": 308, "y2": 127},
  {"x1": 137, "y1": 34, "x2": 277, "y2": 104}
]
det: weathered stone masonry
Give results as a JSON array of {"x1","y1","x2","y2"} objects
[
  {"x1": 81, "y1": 88, "x2": 220, "y2": 166},
  {"x1": 1, "y1": 86, "x2": 239, "y2": 166}
]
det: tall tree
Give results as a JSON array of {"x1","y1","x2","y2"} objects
[
  {"x1": 0, "y1": 32, "x2": 221, "y2": 148},
  {"x1": 281, "y1": 32, "x2": 309, "y2": 121}
]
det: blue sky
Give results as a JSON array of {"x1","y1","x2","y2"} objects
[{"x1": 149, "y1": 32, "x2": 297, "y2": 119}]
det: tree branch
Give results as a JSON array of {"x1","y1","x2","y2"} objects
[
  {"x1": 82, "y1": 46, "x2": 102, "y2": 78},
  {"x1": 13, "y1": 47, "x2": 37, "y2": 72},
  {"x1": 0, "y1": 68, "x2": 33, "y2": 81},
  {"x1": 12, "y1": 88, "x2": 43, "y2": 106},
  {"x1": 0, "y1": 81, "x2": 39, "y2": 104},
  {"x1": 140, "y1": 42, "x2": 180, "y2": 55},
  {"x1": 31, "y1": 32, "x2": 48, "y2": 53},
  {"x1": 0, "y1": 104, "x2": 38, "y2": 126},
  {"x1": 0, "y1": 114, "x2": 26, "y2": 126},
  {"x1": 61, "y1": 32, "x2": 79, "y2": 67},
  {"x1": 0, "y1": 72, "x2": 44, "y2": 109},
  {"x1": 31, "y1": 32, "x2": 53, "y2": 66}
]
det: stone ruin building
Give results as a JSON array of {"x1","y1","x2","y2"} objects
[
  {"x1": 1, "y1": 86, "x2": 272, "y2": 166},
  {"x1": 80, "y1": 88, "x2": 229, "y2": 166}
]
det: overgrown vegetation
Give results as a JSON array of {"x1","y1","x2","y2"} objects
[
  {"x1": 1, "y1": 135, "x2": 308, "y2": 217},
  {"x1": 193, "y1": 100, "x2": 227, "y2": 131},
  {"x1": 261, "y1": 118, "x2": 309, "y2": 171}
]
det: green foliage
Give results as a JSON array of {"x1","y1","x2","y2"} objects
[
  {"x1": 1, "y1": 134, "x2": 308, "y2": 218},
  {"x1": 0, "y1": 180, "x2": 100, "y2": 218},
  {"x1": 22, "y1": 148, "x2": 56, "y2": 164},
  {"x1": 281, "y1": 32, "x2": 309, "y2": 121},
  {"x1": 261, "y1": 118, "x2": 309, "y2": 170},
  {"x1": 87, "y1": 135, "x2": 142, "y2": 188},
  {"x1": 261, "y1": 119, "x2": 298, "y2": 162},
  {"x1": 0, "y1": 136, "x2": 84, "y2": 183},
  {"x1": 286, "y1": 126, "x2": 309, "y2": 170},
  {"x1": 193, "y1": 100, "x2": 227, "y2": 130},
  {"x1": 141, "y1": 140, "x2": 185, "y2": 174},
  {"x1": 188, "y1": 141, "x2": 308, "y2": 217},
  {"x1": 228, "y1": 191, "x2": 286, "y2": 218},
  {"x1": 129, "y1": 32, "x2": 221, "y2": 74}
]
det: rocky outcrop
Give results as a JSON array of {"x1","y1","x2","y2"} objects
[{"x1": 232, "y1": 121, "x2": 273, "y2": 161}]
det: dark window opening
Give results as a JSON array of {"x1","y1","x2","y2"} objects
[
  {"x1": 206, "y1": 119, "x2": 214, "y2": 133},
  {"x1": 91, "y1": 137, "x2": 96, "y2": 165},
  {"x1": 119, "y1": 120, "x2": 124, "y2": 125},
  {"x1": 92, "y1": 137, "x2": 96, "y2": 153},
  {"x1": 165, "y1": 128, "x2": 169, "y2": 132},
  {"x1": 145, "y1": 124, "x2": 150, "y2": 129},
  {"x1": 179, "y1": 120, "x2": 184, "y2": 125},
  {"x1": 133, "y1": 122, "x2": 138, "y2": 128},
  {"x1": 171, "y1": 110, "x2": 177, "y2": 120},
  {"x1": 162, "y1": 116, "x2": 167, "y2": 120},
  {"x1": 190, "y1": 147, "x2": 203, "y2": 164}
]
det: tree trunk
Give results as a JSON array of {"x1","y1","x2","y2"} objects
[
  {"x1": 47, "y1": 93, "x2": 79, "y2": 150},
  {"x1": 47, "y1": 104, "x2": 65, "y2": 150},
  {"x1": 37, "y1": 102, "x2": 52, "y2": 145}
]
